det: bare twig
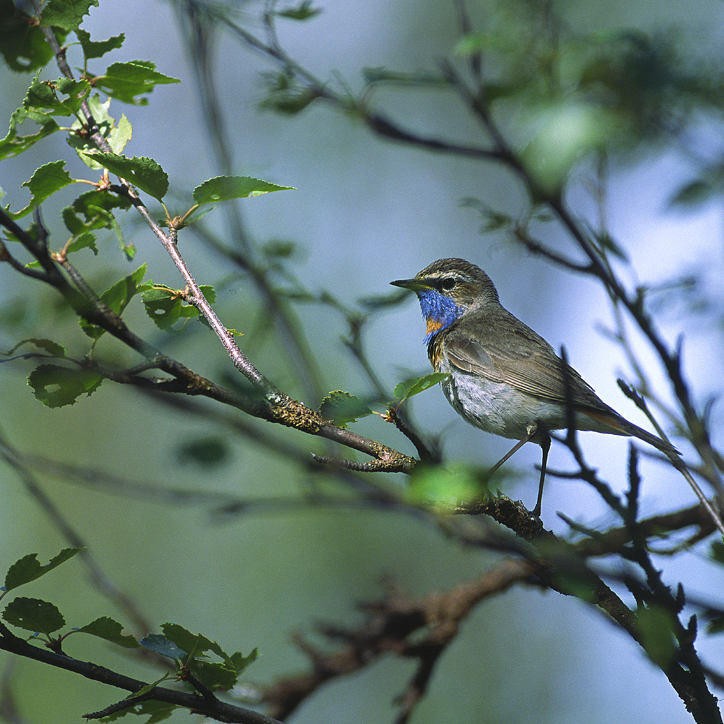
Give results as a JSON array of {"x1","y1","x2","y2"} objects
[
  {"x1": 261, "y1": 561, "x2": 534, "y2": 721},
  {"x1": 176, "y1": 2, "x2": 326, "y2": 404}
]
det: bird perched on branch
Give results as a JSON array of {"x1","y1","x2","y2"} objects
[{"x1": 391, "y1": 258, "x2": 677, "y2": 515}]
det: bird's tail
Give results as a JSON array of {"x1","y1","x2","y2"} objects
[{"x1": 583, "y1": 408, "x2": 679, "y2": 457}]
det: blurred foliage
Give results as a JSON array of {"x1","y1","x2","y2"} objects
[{"x1": 1, "y1": 0, "x2": 724, "y2": 723}]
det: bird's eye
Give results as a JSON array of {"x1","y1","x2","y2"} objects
[{"x1": 440, "y1": 277, "x2": 456, "y2": 291}]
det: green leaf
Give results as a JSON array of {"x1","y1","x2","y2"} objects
[
  {"x1": 594, "y1": 230, "x2": 629, "y2": 261},
  {"x1": 69, "y1": 96, "x2": 133, "y2": 163},
  {"x1": 27, "y1": 364, "x2": 103, "y2": 407},
  {"x1": 522, "y1": 101, "x2": 618, "y2": 193},
  {"x1": 259, "y1": 74, "x2": 319, "y2": 115},
  {"x1": 126, "y1": 674, "x2": 171, "y2": 700},
  {"x1": 141, "y1": 286, "x2": 183, "y2": 329},
  {"x1": 75, "y1": 616, "x2": 138, "y2": 648},
  {"x1": 636, "y1": 605, "x2": 677, "y2": 668},
  {"x1": 361, "y1": 67, "x2": 446, "y2": 86},
  {"x1": 21, "y1": 75, "x2": 91, "y2": 117},
  {"x1": 319, "y1": 391, "x2": 372, "y2": 427},
  {"x1": 66, "y1": 231, "x2": 98, "y2": 254},
  {"x1": 76, "y1": 29, "x2": 125, "y2": 60},
  {"x1": 175, "y1": 205, "x2": 214, "y2": 226},
  {"x1": 176, "y1": 436, "x2": 230, "y2": 468},
  {"x1": 62, "y1": 189, "x2": 132, "y2": 257},
  {"x1": 161, "y1": 622, "x2": 224, "y2": 660},
  {"x1": 193, "y1": 176, "x2": 294, "y2": 205},
  {"x1": 453, "y1": 31, "x2": 515, "y2": 56},
  {"x1": 93, "y1": 60, "x2": 179, "y2": 104},
  {"x1": 40, "y1": 0, "x2": 99, "y2": 32},
  {"x1": 8, "y1": 160, "x2": 76, "y2": 219},
  {"x1": 56, "y1": 77, "x2": 92, "y2": 113},
  {"x1": 80, "y1": 263, "x2": 147, "y2": 338},
  {"x1": 276, "y1": 1, "x2": 322, "y2": 20},
  {"x1": 62, "y1": 190, "x2": 131, "y2": 257},
  {"x1": 460, "y1": 197, "x2": 512, "y2": 232},
  {"x1": 408, "y1": 463, "x2": 489, "y2": 508},
  {"x1": 706, "y1": 615, "x2": 724, "y2": 635},
  {"x1": 153, "y1": 623, "x2": 256, "y2": 690},
  {"x1": 64, "y1": 189, "x2": 133, "y2": 258},
  {"x1": 108, "y1": 113, "x2": 132, "y2": 154},
  {"x1": 98, "y1": 699, "x2": 177, "y2": 723},
  {"x1": 141, "y1": 284, "x2": 215, "y2": 329},
  {"x1": 2, "y1": 338, "x2": 66, "y2": 358},
  {"x1": 0, "y1": 0, "x2": 65, "y2": 72},
  {"x1": 25, "y1": 159, "x2": 75, "y2": 198},
  {"x1": 393, "y1": 372, "x2": 450, "y2": 402},
  {"x1": 188, "y1": 660, "x2": 237, "y2": 692},
  {"x1": 140, "y1": 632, "x2": 187, "y2": 661},
  {"x1": 4, "y1": 548, "x2": 81, "y2": 591},
  {"x1": 62, "y1": 206, "x2": 99, "y2": 247},
  {"x1": 22, "y1": 74, "x2": 59, "y2": 114},
  {"x1": 71, "y1": 188, "x2": 133, "y2": 221},
  {"x1": 669, "y1": 179, "x2": 715, "y2": 209},
  {"x1": 710, "y1": 540, "x2": 724, "y2": 566},
  {"x1": 549, "y1": 568, "x2": 599, "y2": 603},
  {"x1": 261, "y1": 239, "x2": 297, "y2": 259},
  {"x1": 2, "y1": 597, "x2": 65, "y2": 635},
  {"x1": 0, "y1": 105, "x2": 60, "y2": 160},
  {"x1": 23, "y1": 74, "x2": 89, "y2": 116},
  {"x1": 182, "y1": 285, "x2": 215, "y2": 312},
  {"x1": 88, "y1": 153, "x2": 167, "y2": 201},
  {"x1": 230, "y1": 648, "x2": 259, "y2": 674},
  {"x1": 62, "y1": 206, "x2": 94, "y2": 236}
]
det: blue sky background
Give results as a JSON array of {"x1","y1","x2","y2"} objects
[{"x1": 1, "y1": 0, "x2": 724, "y2": 721}]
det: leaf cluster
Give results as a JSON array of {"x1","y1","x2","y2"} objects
[
  {"x1": 1, "y1": 548, "x2": 137, "y2": 647},
  {"x1": 0, "y1": 548, "x2": 258, "y2": 721},
  {"x1": 0, "y1": 0, "x2": 294, "y2": 409},
  {"x1": 141, "y1": 624, "x2": 258, "y2": 694}
]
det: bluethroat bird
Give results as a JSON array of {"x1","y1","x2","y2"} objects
[{"x1": 391, "y1": 258, "x2": 677, "y2": 515}]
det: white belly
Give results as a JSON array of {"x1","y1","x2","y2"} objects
[{"x1": 440, "y1": 369, "x2": 610, "y2": 441}]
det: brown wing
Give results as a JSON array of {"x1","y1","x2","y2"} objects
[
  {"x1": 442, "y1": 311, "x2": 610, "y2": 412},
  {"x1": 441, "y1": 308, "x2": 678, "y2": 455}
]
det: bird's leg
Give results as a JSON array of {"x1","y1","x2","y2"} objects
[
  {"x1": 533, "y1": 430, "x2": 551, "y2": 517},
  {"x1": 485, "y1": 423, "x2": 540, "y2": 481}
]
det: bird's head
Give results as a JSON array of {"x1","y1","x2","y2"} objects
[{"x1": 391, "y1": 258, "x2": 499, "y2": 342}]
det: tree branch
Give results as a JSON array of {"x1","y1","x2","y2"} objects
[{"x1": 0, "y1": 625, "x2": 280, "y2": 724}]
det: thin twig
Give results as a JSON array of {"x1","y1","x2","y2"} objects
[{"x1": 0, "y1": 430, "x2": 152, "y2": 636}]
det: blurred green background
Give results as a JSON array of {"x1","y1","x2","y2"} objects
[{"x1": 1, "y1": 0, "x2": 723, "y2": 721}]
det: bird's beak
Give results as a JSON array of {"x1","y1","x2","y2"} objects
[{"x1": 390, "y1": 277, "x2": 431, "y2": 292}]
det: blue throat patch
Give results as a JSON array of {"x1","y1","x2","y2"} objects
[{"x1": 417, "y1": 289, "x2": 464, "y2": 343}]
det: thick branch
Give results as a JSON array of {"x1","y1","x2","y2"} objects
[
  {"x1": 0, "y1": 210, "x2": 416, "y2": 472},
  {"x1": 261, "y1": 560, "x2": 534, "y2": 720}
]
